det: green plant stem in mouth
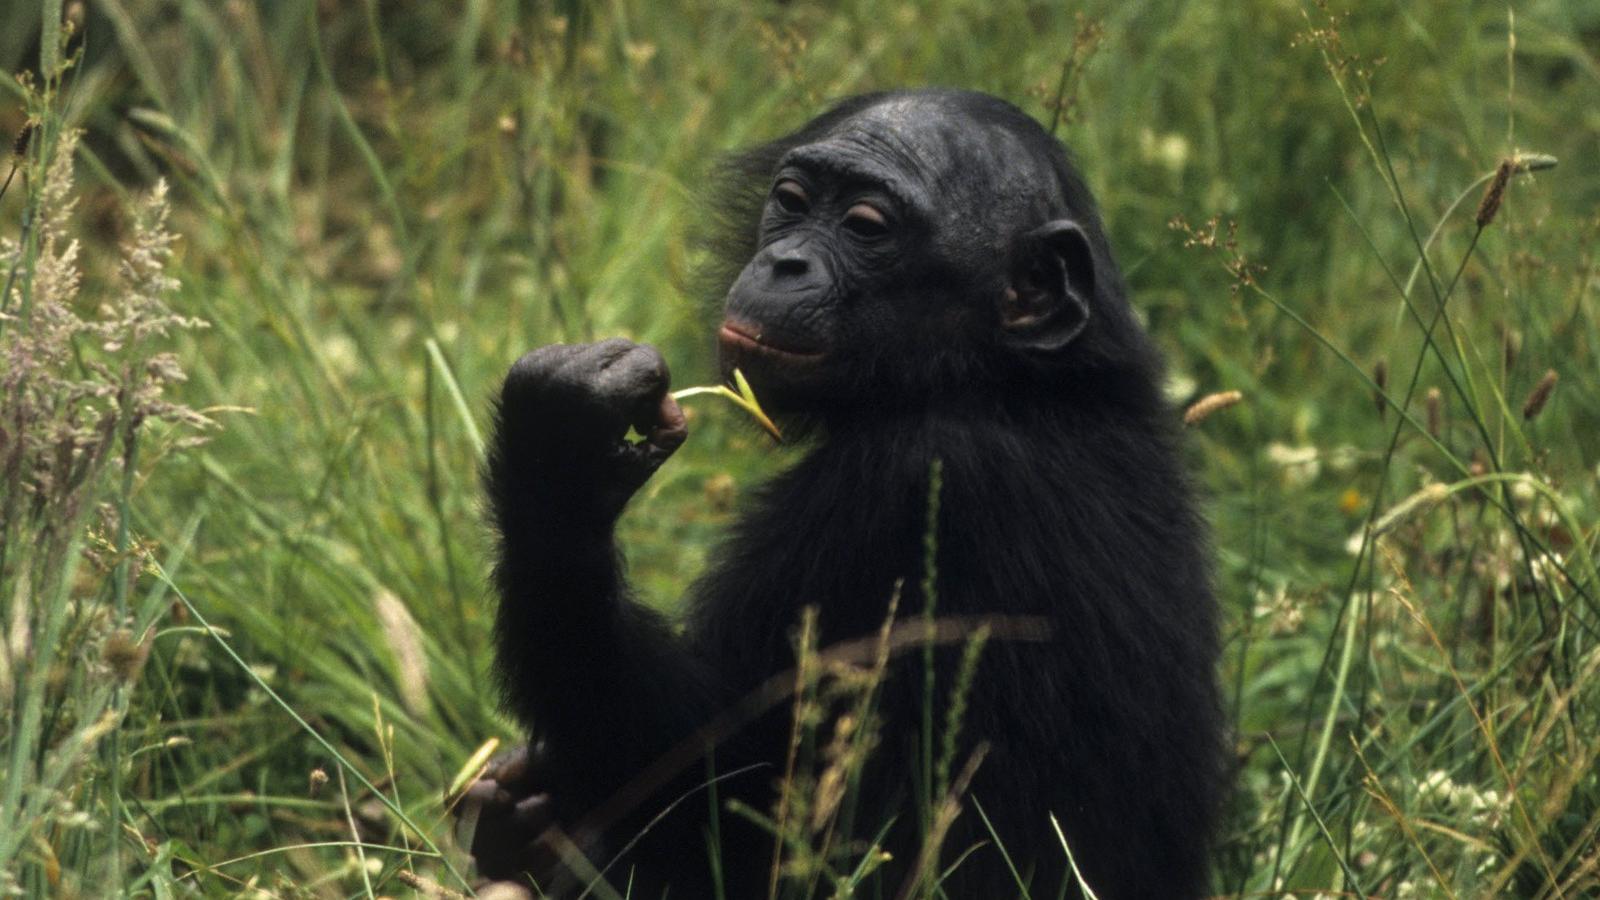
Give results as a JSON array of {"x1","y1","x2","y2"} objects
[{"x1": 672, "y1": 367, "x2": 783, "y2": 441}]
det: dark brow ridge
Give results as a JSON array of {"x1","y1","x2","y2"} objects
[{"x1": 776, "y1": 147, "x2": 915, "y2": 212}]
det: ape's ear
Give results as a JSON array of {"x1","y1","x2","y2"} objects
[{"x1": 1000, "y1": 219, "x2": 1094, "y2": 353}]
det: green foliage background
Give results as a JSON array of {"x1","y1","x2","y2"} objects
[{"x1": 1, "y1": 0, "x2": 1598, "y2": 896}]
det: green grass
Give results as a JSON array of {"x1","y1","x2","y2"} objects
[{"x1": 2, "y1": 1, "x2": 1599, "y2": 896}]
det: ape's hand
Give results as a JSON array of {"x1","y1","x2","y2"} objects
[
  {"x1": 457, "y1": 742, "x2": 607, "y2": 896},
  {"x1": 496, "y1": 339, "x2": 687, "y2": 522}
]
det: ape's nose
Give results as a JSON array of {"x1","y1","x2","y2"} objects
[{"x1": 758, "y1": 236, "x2": 825, "y2": 292}]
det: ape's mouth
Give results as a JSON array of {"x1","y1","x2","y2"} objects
[{"x1": 717, "y1": 319, "x2": 826, "y2": 363}]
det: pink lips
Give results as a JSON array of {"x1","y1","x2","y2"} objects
[{"x1": 718, "y1": 319, "x2": 824, "y2": 361}]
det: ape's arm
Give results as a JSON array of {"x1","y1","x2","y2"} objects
[{"x1": 483, "y1": 339, "x2": 717, "y2": 813}]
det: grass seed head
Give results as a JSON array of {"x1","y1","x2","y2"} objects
[
  {"x1": 1183, "y1": 390, "x2": 1244, "y2": 426},
  {"x1": 11, "y1": 122, "x2": 33, "y2": 159},
  {"x1": 103, "y1": 629, "x2": 151, "y2": 683},
  {"x1": 1425, "y1": 387, "x2": 1443, "y2": 438},
  {"x1": 1522, "y1": 370, "x2": 1558, "y2": 421},
  {"x1": 1475, "y1": 159, "x2": 1513, "y2": 229},
  {"x1": 1512, "y1": 153, "x2": 1558, "y2": 174}
]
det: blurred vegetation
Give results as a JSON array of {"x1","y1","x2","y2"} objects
[{"x1": 1, "y1": 0, "x2": 1598, "y2": 896}]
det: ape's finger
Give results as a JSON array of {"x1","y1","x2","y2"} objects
[{"x1": 648, "y1": 393, "x2": 689, "y2": 452}]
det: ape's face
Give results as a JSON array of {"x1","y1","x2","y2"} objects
[{"x1": 717, "y1": 95, "x2": 1097, "y2": 411}]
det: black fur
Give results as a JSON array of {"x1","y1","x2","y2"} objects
[{"x1": 470, "y1": 89, "x2": 1224, "y2": 899}]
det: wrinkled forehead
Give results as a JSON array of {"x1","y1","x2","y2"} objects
[{"x1": 780, "y1": 97, "x2": 1059, "y2": 215}]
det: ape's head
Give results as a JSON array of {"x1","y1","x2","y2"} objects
[{"x1": 711, "y1": 89, "x2": 1155, "y2": 415}]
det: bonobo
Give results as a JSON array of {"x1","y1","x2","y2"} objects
[{"x1": 466, "y1": 89, "x2": 1224, "y2": 899}]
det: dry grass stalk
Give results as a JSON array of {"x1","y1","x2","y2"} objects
[
  {"x1": 1372, "y1": 482, "x2": 1450, "y2": 537},
  {"x1": 892, "y1": 742, "x2": 990, "y2": 900},
  {"x1": 394, "y1": 870, "x2": 471, "y2": 900},
  {"x1": 1373, "y1": 360, "x2": 1388, "y2": 418}
]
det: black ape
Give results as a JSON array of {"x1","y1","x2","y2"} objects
[{"x1": 468, "y1": 89, "x2": 1224, "y2": 899}]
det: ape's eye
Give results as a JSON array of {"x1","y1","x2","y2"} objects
[
  {"x1": 773, "y1": 180, "x2": 810, "y2": 214},
  {"x1": 842, "y1": 202, "x2": 889, "y2": 237}
]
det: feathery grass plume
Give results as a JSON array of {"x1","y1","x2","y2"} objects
[
  {"x1": 1370, "y1": 482, "x2": 1451, "y2": 538},
  {"x1": 0, "y1": 125, "x2": 211, "y2": 886},
  {"x1": 374, "y1": 588, "x2": 431, "y2": 714},
  {"x1": 1183, "y1": 389, "x2": 1243, "y2": 426},
  {"x1": 1425, "y1": 387, "x2": 1443, "y2": 438},
  {"x1": 1522, "y1": 370, "x2": 1558, "y2": 421},
  {"x1": 107, "y1": 180, "x2": 214, "y2": 434},
  {"x1": 308, "y1": 767, "x2": 329, "y2": 797},
  {"x1": 1373, "y1": 360, "x2": 1388, "y2": 418},
  {"x1": 3, "y1": 130, "x2": 98, "y2": 530}
]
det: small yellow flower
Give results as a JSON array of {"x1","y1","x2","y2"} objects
[{"x1": 1338, "y1": 488, "x2": 1363, "y2": 516}]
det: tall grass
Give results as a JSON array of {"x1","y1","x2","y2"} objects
[
  {"x1": 1, "y1": 1, "x2": 1597, "y2": 896},
  {"x1": 0, "y1": 50, "x2": 214, "y2": 892}
]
